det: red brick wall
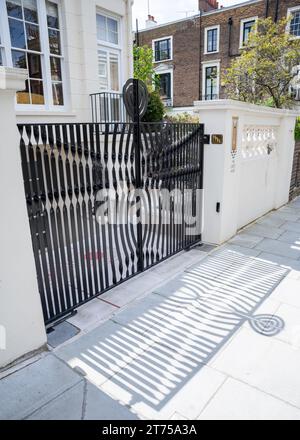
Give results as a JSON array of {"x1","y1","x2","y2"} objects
[{"x1": 138, "y1": 0, "x2": 300, "y2": 107}]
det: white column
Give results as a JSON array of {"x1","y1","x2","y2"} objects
[
  {"x1": 0, "y1": 67, "x2": 46, "y2": 369},
  {"x1": 194, "y1": 101, "x2": 241, "y2": 245}
]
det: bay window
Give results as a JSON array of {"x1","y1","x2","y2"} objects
[{"x1": 0, "y1": 0, "x2": 65, "y2": 109}]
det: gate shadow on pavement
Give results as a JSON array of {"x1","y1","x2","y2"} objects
[{"x1": 57, "y1": 246, "x2": 288, "y2": 418}]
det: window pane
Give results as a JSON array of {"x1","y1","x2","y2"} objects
[
  {"x1": 28, "y1": 53, "x2": 42, "y2": 79},
  {"x1": 243, "y1": 20, "x2": 255, "y2": 44},
  {"x1": 9, "y1": 18, "x2": 26, "y2": 49},
  {"x1": 17, "y1": 79, "x2": 30, "y2": 104},
  {"x1": 46, "y1": 1, "x2": 59, "y2": 29},
  {"x1": 50, "y1": 56, "x2": 62, "y2": 81},
  {"x1": 107, "y1": 18, "x2": 118, "y2": 33},
  {"x1": 98, "y1": 50, "x2": 108, "y2": 89},
  {"x1": 291, "y1": 12, "x2": 300, "y2": 37},
  {"x1": 23, "y1": 0, "x2": 38, "y2": 24},
  {"x1": 159, "y1": 73, "x2": 171, "y2": 99},
  {"x1": 108, "y1": 31, "x2": 118, "y2": 45},
  {"x1": 109, "y1": 53, "x2": 119, "y2": 91},
  {"x1": 0, "y1": 50, "x2": 3, "y2": 66},
  {"x1": 48, "y1": 29, "x2": 61, "y2": 54},
  {"x1": 12, "y1": 49, "x2": 27, "y2": 69},
  {"x1": 6, "y1": 0, "x2": 22, "y2": 19},
  {"x1": 30, "y1": 80, "x2": 44, "y2": 104},
  {"x1": 52, "y1": 82, "x2": 64, "y2": 105},
  {"x1": 97, "y1": 15, "x2": 107, "y2": 41},
  {"x1": 155, "y1": 39, "x2": 170, "y2": 61},
  {"x1": 207, "y1": 29, "x2": 217, "y2": 52},
  {"x1": 26, "y1": 23, "x2": 41, "y2": 51}
]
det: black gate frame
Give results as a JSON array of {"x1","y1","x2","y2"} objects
[{"x1": 18, "y1": 88, "x2": 205, "y2": 326}]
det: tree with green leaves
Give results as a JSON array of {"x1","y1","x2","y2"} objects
[
  {"x1": 133, "y1": 45, "x2": 164, "y2": 122},
  {"x1": 222, "y1": 18, "x2": 300, "y2": 109}
]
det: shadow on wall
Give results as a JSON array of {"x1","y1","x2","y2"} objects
[{"x1": 57, "y1": 246, "x2": 288, "y2": 416}]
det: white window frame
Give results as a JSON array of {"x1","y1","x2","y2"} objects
[
  {"x1": 152, "y1": 36, "x2": 173, "y2": 63},
  {"x1": 202, "y1": 60, "x2": 220, "y2": 101},
  {"x1": 155, "y1": 66, "x2": 173, "y2": 106},
  {"x1": 204, "y1": 25, "x2": 220, "y2": 55},
  {"x1": 96, "y1": 9, "x2": 123, "y2": 92},
  {"x1": 239, "y1": 16, "x2": 258, "y2": 49},
  {"x1": 287, "y1": 7, "x2": 300, "y2": 39},
  {"x1": 0, "y1": 0, "x2": 67, "y2": 112}
]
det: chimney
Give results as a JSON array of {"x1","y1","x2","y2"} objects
[
  {"x1": 146, "y1": 14, "x2": 157, "y2": 28},
  {"x1": 198, "y1": 0, "x2": 219, "y2": 12}
]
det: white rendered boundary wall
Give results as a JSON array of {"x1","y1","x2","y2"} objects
[
  {"x1": 193, "y1": 100, "x2": 299, "y2": 245},
  {"x1": 0, "y1": 68, "x2": 47, "y2": 369}
]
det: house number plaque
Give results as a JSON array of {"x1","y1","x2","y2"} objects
[{"x1": 211, "y1": 134, "x2": 223, "y2": 144}]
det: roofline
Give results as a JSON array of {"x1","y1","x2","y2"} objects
[{"x1": 137, "y1": 0, "x2": 263, "y2": 33}]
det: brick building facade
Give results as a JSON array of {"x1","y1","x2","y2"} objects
[{"x1": 137, "y1": 0, "x2": 300, "y2": 108}]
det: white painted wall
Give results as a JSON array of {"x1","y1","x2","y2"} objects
[
  {"x1": 193, "y1": 100, "x2": 299, "y2": 245},
  {"x1": 0, "y1": 68, "x2": 47, "y2": 369},
  {"x1": 16, "y1": 0, "x2": 134, "y2": 125}
]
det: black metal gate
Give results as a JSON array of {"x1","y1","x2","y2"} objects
[{"x1": 18, "y1": 121, "x2": 204, "y2": 325}]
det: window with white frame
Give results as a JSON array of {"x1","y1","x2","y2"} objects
[
  {"x1": 202, "y1": 62, "x2": 219, "y2": 100},
  {"x1": 153, "y1": 37, "x2": 172, "y2": 62},
  {"x1": 96, "y1": 12, "x2": 121, "y2": 92},
  {"x1": 205, "y1": 26, "x2": 219, "y2": 54},
  {"x1": 288, "y1": 7, "x2": 300, "y2": 38},
  {"x1": 0, "y1": 0, "x2": 65, "y2": 108},
  {"x1": 240, "y1": 17, "x2": 257, "y2": 47}
]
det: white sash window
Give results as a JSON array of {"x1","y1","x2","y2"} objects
[{"x1": 97, "y1": 12, "x2": 121, "y2": 92}]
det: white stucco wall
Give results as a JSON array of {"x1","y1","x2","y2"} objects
[
  {"x1": 193, "y1": 100, "x2": 299, "y2": 245},
  {"x1": 16, "y1": 0, "x2": 134, "y2": 125},
  {"x1": 0, "y1": 68, "x2": 47, "y2": 369}
]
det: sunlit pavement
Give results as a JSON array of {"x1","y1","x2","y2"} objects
[{"x1": 2, "y1": 199, "x2": 300, "y2": 420}]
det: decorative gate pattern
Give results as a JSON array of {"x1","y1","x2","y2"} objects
[{"x1": 18, "y1": 122, "x2": 204, "y2": 325}]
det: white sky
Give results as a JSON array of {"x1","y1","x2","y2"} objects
[{"x1": 133, "y1": 0, "x2": 244, "y2": 30}]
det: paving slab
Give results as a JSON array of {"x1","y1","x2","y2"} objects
[
  {"x1": 48, "y1": 322, "x2": 80, "y2": 348},
  {"x1": 85, "y1": 382, "x2": 139, "y2": 420},
  {"x1": 280, "y1": 221, "x2": 300, "y2": 233},
  {"x1": 257, "y1": 216, "x2": 286, "y2": 228},
  {"x1": 111, "y1": 293, "x2": 183, "y2": 336},
  {"x1": 244, "y1": 224, "x2": 284, "y2": 240},
  {"x1": 0, "y1": 355, "x2": 82, "y2": 420},
  {"x1": 211, "y1": 327, "x2": 300, "y2": 408},
  {"x1": 100, "y1": 272, "x2": 164, "y2": 308},
  {"x1": 67, "y1": 299, "x2": 118, "y2": 332},
  {"x1": 27, "y1": 382, "x2": 84, "y2": 420},
  {"x1": 270, "y1": 277, "x2": 300, "y2": 308},
  {"x1": 198, "y1": 378, "x2": 300, "y2": 420},
  {"x1": 100, "y1": 346, "x2": 226, "y2": 420},
  {"x1": 278, "y1": 230, "x2": 300, "y2": 245},
  {"x1": 55, "y1": 320, "x2": 152, "y2": 387},
  {"x1": 255, "y1": 238, "x2": 300, "y2": 260},
  {"x1": 270, "y1": 303, "x2": 300, "y2": 348},
  {"x1": 228, "y1": 233, "x2": 264, "y2": 249}
]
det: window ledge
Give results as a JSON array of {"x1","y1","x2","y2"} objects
[{"x1": 16, "y1": 111, "x2": 77, "y2": 117}]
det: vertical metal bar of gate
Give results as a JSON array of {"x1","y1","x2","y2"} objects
[{"x1": 133, "y1": 79, "x2": 144, "y2": 274}]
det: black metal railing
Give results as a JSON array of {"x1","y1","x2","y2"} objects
[
  {"x1": 18, "y1": 122, "x2": 204, "y2": 325},
  {"x1": 90, "y1": 91, "x2": 130, "y2": 124}
]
